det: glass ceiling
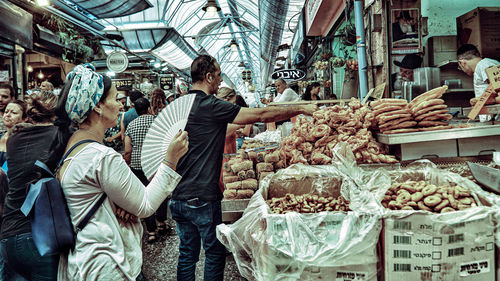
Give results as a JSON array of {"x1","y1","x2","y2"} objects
[{"x1": 94, "y1": 0, "x2": 306, "y2": 99}]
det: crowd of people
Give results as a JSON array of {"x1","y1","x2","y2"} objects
[{"x1": 0, "y1": 55, "x2": 317, "y2": 281}]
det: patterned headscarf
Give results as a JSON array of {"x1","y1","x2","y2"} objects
[{"x1": 65, "y1": 63, "x2": 104, "y2": 124}]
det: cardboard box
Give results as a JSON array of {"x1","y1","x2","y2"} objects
[
  {"x1": 383, "y1": 208, "x2": 495, "y2": 281},
  {"x1": 457, "y1": 7, "x2": 500, "y2": 60},
  {"x1": 428, "y1": 36, "x2": 458, "y2": 66},
  {"x1": 262, "y1": 212, "x2": 379, "y2": 281}
]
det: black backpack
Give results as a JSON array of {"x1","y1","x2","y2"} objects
[{"x1": 21, "y1": 139, "x2": 106, "y2": 256}]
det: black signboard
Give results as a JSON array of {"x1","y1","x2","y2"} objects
[
  {"x1": 113, "y1": 79, "x2": 134, "y2": 91},
  {"x1": 271, "y1": 69, "x2": 306, "y2": 81},
  {"x1": 159, "y1": 76, "x2": 174, "y2": 91}
]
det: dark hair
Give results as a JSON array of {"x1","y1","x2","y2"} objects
[
  {"x1": 129, "y1": 90, "x2": 144, "y2": 103},
  {"x1": 7, "y1": 100, "x2": 27, "y2": 119},
  {"x1": 235, "y1": 95, "x2": 248, "y2": 107},
  {"x1": 150, "y1": 88, "x2": 166, "y2": 115},
  {"x1": 134, "y1": 98, "x2": 151, "y2": 115},
  {"x1": 24, "y1": 90, "x2": 58, "y2": 123},
  {"x1": 0, "y1": 83, "x2": 16, "y2": 99},
  {"x1": 303, "y1": 82, "x2": 321, "y2": 101},
  {"x1": 191, "y1": 55, "x2": 218, "y2": 84},
  {"x1": 457, "y1": 44, "x2": 480, "y2": 60}
]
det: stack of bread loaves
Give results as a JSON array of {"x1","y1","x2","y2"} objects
[
  {"x1": 371, "y1": 99, "x2": 417, "y2": 134},
  {"x1": 408, "y1": 85, "x2": 452, "y2": 131}
]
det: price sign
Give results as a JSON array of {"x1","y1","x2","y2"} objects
[
  {"x1": 468, "y1": 84, "x2": 494, "y2": 120},
  {"x1": 113, "y1": 79, "x2": 134, "y2": 90},
  {"x1": 159, "y1": 76, "x2": 174, "y2": 91},
  {"x1": 362, "y1": 82, "x2": 386, "y2": 104},
  {"x1": 485, "y1": 65, "x2": 500, "y2": 92}
]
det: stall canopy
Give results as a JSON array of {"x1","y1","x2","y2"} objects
[
  {"x1": 65, "y1": 0, "x2": 306, "y2": 95},
  {"x1": 68, "y1": 0, "x2": 152, "y2": 19}
]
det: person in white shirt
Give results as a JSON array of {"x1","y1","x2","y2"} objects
[
  {"x1": 457, "y1": 44, "x2": 500, "y2": 98},
  {"x1": 457, "y1": 44, "x2": 500, "y2": 121},
  {"x1": 273, "y1": 78, "x2": 300, "y2": 102}
]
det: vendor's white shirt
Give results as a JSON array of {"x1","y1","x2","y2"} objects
[
  {"x1": 58, "y1": 143, "x2": 181, "y2": 281},
  {"x1": 474, "y1": 58, "x2": 500, "y2": 98},
  {"x1": 474, "y1": 58, "x2": 500, "y2": 122},
  {"x1": 275, "y1": 88, "x2": 300, "y2": 102}
]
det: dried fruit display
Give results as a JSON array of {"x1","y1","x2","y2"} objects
[
  {"x1": 266, "y1": 193, "x2": 350, "y2": 214},
  {"x1": 381, "y1": 180, "x2": 477, "y2": 213}
]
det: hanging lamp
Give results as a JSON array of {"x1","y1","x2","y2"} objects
[
  {"x1": 229, "y1": 39, "x2": 239, "y2": 52},
  {"x1": 202, "y1": 0, "x2": 221, "y2": 17}
]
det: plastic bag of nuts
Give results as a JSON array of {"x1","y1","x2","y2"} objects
[
  {"x1": 381, "y1": 180, "x2": 478, "y2": 213},
  {"x1": 266, "y1": 193, "x2": 350, "y2": 214}
]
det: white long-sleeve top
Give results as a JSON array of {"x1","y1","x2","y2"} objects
[
  {"x1": 274, "y1": 88, "x2": 300, "y2": 103},
  {"x1": 57, "y1": 143, "x2": 181, "y2": 281}
]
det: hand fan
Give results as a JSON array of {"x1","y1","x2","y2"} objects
[{"x1": 141, "y1": 94, "x2": 196, "y2": 179}]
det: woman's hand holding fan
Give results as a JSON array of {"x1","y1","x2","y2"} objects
[{"x1": 163, "y1": 130, "x2": 189, "y2": 170}]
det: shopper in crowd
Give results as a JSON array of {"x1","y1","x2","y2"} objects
[
  {"x1": 170, "y1": 55, "x2": 317, "y2": 281},
  {"x1": 392, "y1": 53, "x2": 423, "y2": 91},
  {"x1": 457, "y1": 44, "x2": 500, "y2": 122},
  {"x1": 120, "y1": 90, "x2": 144, "y2": 141},
  {"x1": 40, "y1": 81, "x2": 54, "y2": 92},
  {"x1": 303, "y1": 82, "x2": 322, "y2": 101},
  {"x1": 55, "y1": 64, "x2": 188, "y2": 280},
  {"x1": 117, "y1": 93, "x2": 128, "y2": 109},
  {"x1": 0, "y1": 84, "x2": 16, "y2": 134},
  {"x1": 103, "y1": 110, "x2": 124, "y2": 152},
  {"x1": 0, "y1": 100, "x2": 27, "y2": 170},
  {"x1": 0, "y1": 100, "x2": 28, "y2": 281},
  {"x1": 166, "y1": 91, "x2": 175, "y2": 104},
  {"x1": 150, "y1": 88, "x2": 167, "y2": 115},
  {"x1": 124, "y1": 97, "x2": 171, "y2": 242},
  {"x1": 1, "y1": 90, "x2": 62, "y2": 280}
]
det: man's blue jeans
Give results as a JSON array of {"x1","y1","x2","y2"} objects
[
  {"x1": 1, "y1": 233, "x2": 58, "y2": 281},
  {"x1": 170, "y1": 199, "x2": 225, "y2": 281}
]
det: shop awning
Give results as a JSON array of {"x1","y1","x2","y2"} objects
[
  {"x1": 0, "y1": 1, "x2": 32, "y2": 49},
  {"x1": 69, "y1": 0, "x2": 153, "y2": 19}
]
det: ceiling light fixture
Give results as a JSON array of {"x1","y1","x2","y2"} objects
[
  {"x1": 27, "y1": 65, "x2": 33, "y2": 72},
  {"x1": 229, "y1": 39, "x2": 239, "y2": 52},
  {"x1": 37, "y1": 70, "x2": 44, "y2": 79},
  {"x1": 202, "y1": 0, "x2": 221, "y2": 17},
  {"x1": 36, "y1": 0, "x2": 50, "y2": 6}
]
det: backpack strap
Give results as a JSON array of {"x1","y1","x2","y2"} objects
[
  {"x1": 75, "y1": 193, "x2": 107, "y2": 232},
  {"x1": 59, "y1": 139, "x2": 98, "y2": 167},
  {"x1": 58, "y1": 139, "x2": 106, "y2": 233}
]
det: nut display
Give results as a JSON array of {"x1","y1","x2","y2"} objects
[
  {"x1": 381, "y1": 180, "x2": 477, "y2": 213},
  {"x1": 266, "y1": 193, "x2": 350, "y2": 214}
]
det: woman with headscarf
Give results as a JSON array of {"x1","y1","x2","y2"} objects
[
  {"x1": 0, "y1": 90, "x2": 62, "y2": 280},
  {"x1": 54, "y1": 64, "x2": 188, "y2": 280}
]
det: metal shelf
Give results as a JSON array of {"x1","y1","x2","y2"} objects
[{"x1": 377, "y1": 124, "x2": 500, "y2": 145}]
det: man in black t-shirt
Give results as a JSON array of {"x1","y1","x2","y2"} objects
[{"x1": 170, "y1": 55, "x2": 317, "y2": 281}]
